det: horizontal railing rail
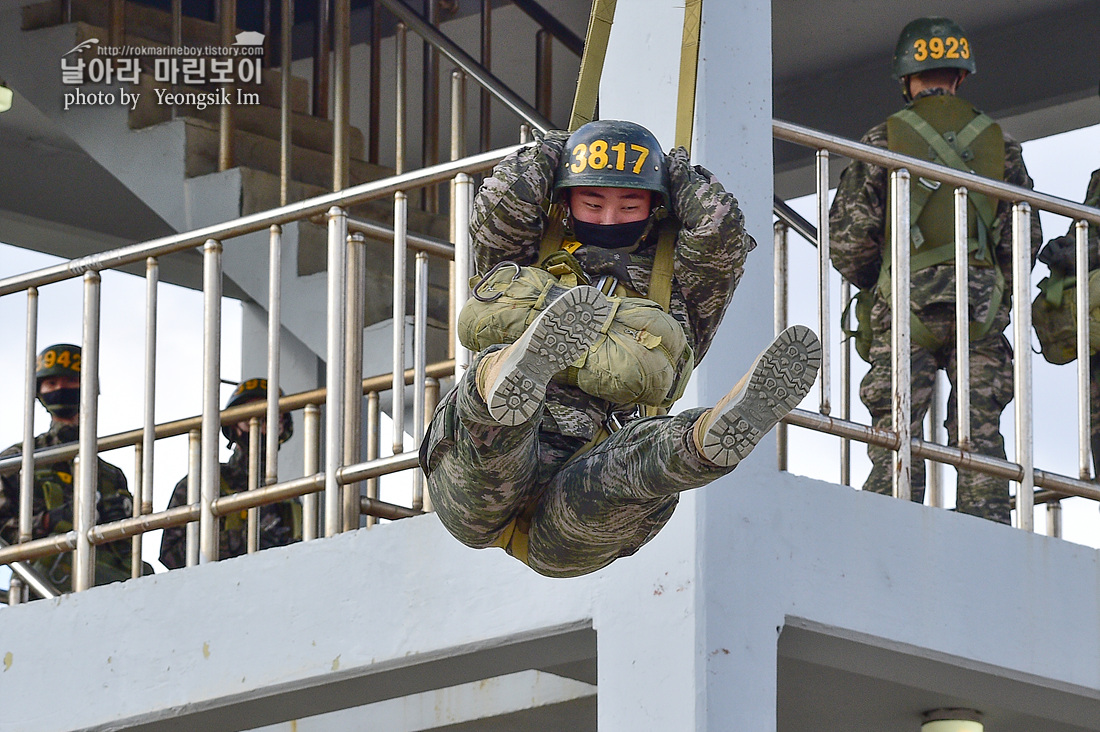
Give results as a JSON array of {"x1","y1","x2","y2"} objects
[{"x1": 0, "y1": 146, "x2": 517, "y2": 297}]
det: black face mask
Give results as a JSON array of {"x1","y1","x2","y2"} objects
[
  {"x1": 40, "y1": 387, "x2": 80, "y2": 418},
  {"x1": 572, "y1": 218, "x2": 650, "y2": 250}
]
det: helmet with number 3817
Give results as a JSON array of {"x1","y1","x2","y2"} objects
[
  {"x1": 554, "y1": 120, "x2": 669, "y2": 208},
  {"x1": 892, "y1": 17, "x2": 976, "y2": 80}
]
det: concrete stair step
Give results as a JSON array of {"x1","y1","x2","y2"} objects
[
  {"x1": 183, "y1": 117, "x2": 390, "y2": 191},
  {"x1": 130, "y1": 73, "x2": 364, "y2": 159}
]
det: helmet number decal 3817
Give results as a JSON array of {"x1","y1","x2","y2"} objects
[{"x1": 569, "y1": 141, "x2": 650, "y2": 175}]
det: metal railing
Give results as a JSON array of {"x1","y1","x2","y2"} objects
[
  {"x1": 773, "y1": 119, "x2": 1100, "y2": 533},
  {"x1": 0, "y1": 143, "x2": 516, "y2": 602}
]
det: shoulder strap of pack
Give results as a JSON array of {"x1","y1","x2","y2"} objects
[
  {"x1": 538, "y1": 203, "x2": 569, "y2": 265},
  {"x1": 889, "y1": 108, "x2": 998, "y2": 234},
  {"x1": 647, "y1": 220, "x2": 677, "y2": 312}
]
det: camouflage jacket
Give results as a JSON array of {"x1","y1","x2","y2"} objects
[
  {"x1": 159, "y1": 446, "x2": 301, "y2": 569},
  {"x1": 0, "y1": 421, "x2": 135, "y2": 592},
  {"x1": 829, "y1": 90, "x2": 1043, "y2": 326},
  {"x1": 472, "y1": 130, "x2": 756, "y2": 439}
]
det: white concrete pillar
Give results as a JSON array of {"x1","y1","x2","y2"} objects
[{"x1": 600, "y1": 1, "x2": 776, "y2": 729}]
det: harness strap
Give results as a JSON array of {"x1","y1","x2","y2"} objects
[
  {"x1": 879, "y1": 107, "x2": 1005, "y2": 350},
  {"x1": 489, "y1": 426, "x2": 611, "y2": 566}
]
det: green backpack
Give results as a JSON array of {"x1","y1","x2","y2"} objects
[{"x1": 1032, "y1": 268, "x2": 1100, "y2": 365}]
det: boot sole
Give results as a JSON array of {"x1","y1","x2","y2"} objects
[
  {"x1": 485, "y1": 286, "x2": 612, "y2": 426},
  {"x1": 700, "y1": 325, "x2": 822, "y2": 467}
]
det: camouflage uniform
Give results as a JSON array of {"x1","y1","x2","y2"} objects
[
  {"x1": 159, "y1": 446, "x2": 301, "y2": 569},
  {"x1": 830, "y1": 89, "x2": 1043, "y2": 524},
  {"x1": 424, "y1": 130, "x2": 756, "y2": 577},
  {"x1": 0, "y1": 422, "x2": 137, "y2": 594}
]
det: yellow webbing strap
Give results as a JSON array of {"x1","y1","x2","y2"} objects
[
  {"x1": 674, "y1": 0, "x2": 702, "y2": 150},
  {"x1": 489, "y1": 427, "x2": 611, "y2": 566},
  {"x1": 539, "y1": 203, "x2": 569, "y2": 265},
  {"x1": 569, "y1": 0, "x2": 618, "y2": 132},
  {"x1": 648, "y1": 222, "x2": 677, "y2": 311}
]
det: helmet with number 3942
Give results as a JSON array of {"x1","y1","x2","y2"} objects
[
  {"x1": 554, "y1": 120, "x2": 669, "y2": 208},
  {"x1": 892, "y1": 16, "x2": 976, "y2": 80},
  {"x1": 222, "y1": 378, "x2": 294, "y2": 445},
  {"x1": 35, "y1": 343, "x2": 82, "y2": 390}
]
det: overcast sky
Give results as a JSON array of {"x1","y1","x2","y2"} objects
[{"x1": 1, "y1": 123, "x2": 1098, "y2": 590}]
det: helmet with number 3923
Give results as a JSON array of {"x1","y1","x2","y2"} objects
[
  {"x1": 892, "y1": 17, "x2": 976, "y2": 80},
  {"x1": 222, "y1": 378, "x2": 294, "y2": 445},
  {"x1": 554, "y1": 120, "x2": 669, "y2": 208}
]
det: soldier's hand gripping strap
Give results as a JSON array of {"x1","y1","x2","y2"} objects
[{"x1": 457, "y1": 264, "x2": 694, "y2": 408}]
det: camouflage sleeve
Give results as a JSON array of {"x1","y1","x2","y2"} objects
[
  {"x1": 95, "y1": 460, "x2": 133, "y2": 524},
  {"x1": 470, "y1": 129, "x2": 571, "y2": 274},
  {"x1": 828, "y1": 123, "x2": 888, "y2": 290},
  {"x1": 665, "y1": 147, "x2": 757, "y2": 359},
  {"x1": 991, "y1": 135, "x2": 1043, "y2": 287},
  {"x1": 1085, "y1": 168, "x2": 1100, "y2": 251},
  {"x1": 158, "y1": 476, "x2": 190, "y2": 569}
]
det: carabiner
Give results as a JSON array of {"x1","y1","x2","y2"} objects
[{"x1": 472, "y1": 261, "x2": 521, "y2": 303}]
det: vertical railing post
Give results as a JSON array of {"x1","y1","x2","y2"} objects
[
  {"x1": 186, "y1": 429, "x2": 201, "y2": 566},
  {"x1": 450, "y1": 70, "x2": 467, "y2": 361},
  {"x1": 1012, "y1": 202, "x2": 1034, "y2": 531},
  {"x1": 369, "y1": 0, "x2": 382, "y2": 164},
  {"x1": 453, "y1": 173, "x2": 473, "y2": 382},
  {"x1": 412, "y1": 250, "x2": 429, "y2": 509},
  {"x1": 773, "y1": 221, "x2": 788, "y2": 472},
  {"x1": 266, "y1": 226, "x2": 283, "y2": 486},
  {"x1": 280, "y1": 0, "x2": 293, "y2": 205},
  {"x1": 1076, "y1": 219, "x2": 1091, "y2": 480},
  {"x1": 421, "y1": 0, "x2": 440, "y2": 213},
  {"x1": 366, "y1": 391, "x2": 380, "y2": 527},
  {"x1": 479, "y1": 0, "x2": 492, "y2": 152},
  {"x1": 200, "y1": 239, "x2": 223, "y2": 563},
  {"x1": 313, "y1": 0, "x2": 331, "y2": 119},
  {"x1": 840, "y1": 278, "x2": 852, "y2": 486},
  {"x1": 218, "y1": 0, "x2": 236, "y2": 171},
  {"x1": 392, "y1": 192, "x2": 408, "y2": 454},
  {"x1": 302, "y1": 403, "x2": 321, "y2": 540},
  {"x1": 139, "y1": 257, "x2": 158, "y2": 564},
  {"x1": 19, "y1": 288, "x2": 37, "y2": 547},
  {"x1": 132, "y1": 444, "x2": 142, "y2": 577},
  {"x1": 333, "y1": 0, "x2": 350, "y2": 191},
  {"x1": 395, "y1": 22, "x2": 407, "y2": 174},
  {"x1": 325, "y1": 207, "x2": 349, "y2": 537},
  {"x1": 535, "y1": 29, "x2": 552, "y2": 119},
  {"x1": 74, "y1": 270, "x2": 102, "y2": 592},
  {"x1": 927, "y1": 376, "x2": 942, "y2": 508},
  {"x1": 109, "y1": 0, "x2": 124, "y2": 47},
  {"x1": 247, "y1": 418, "x2": 261, "y2": 552},
  {"x1": 8, "y1": 576, "x2": 23, "y2": 606},
  {"x1": 816, "y1": 150, "x2": 831, "y2": 416},
  {"x1": 890, "y1": 169, "x2": 912, "y2": 502},
  {"x1": 343, "y1": 232, "x2": 366, "y2": 531},
  {"x1": 954, "y1": 188, "x2": 971, "y2": 454},
  {"x1": 423, "y1": 378, "x2": 439, "y2": 512}
]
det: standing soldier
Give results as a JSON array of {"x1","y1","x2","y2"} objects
[
  {"x1": 422, "y1": 120, "x2": 820, "y2": 578},
  {"x1": 0, "y1": 343, "x2": 142, "y2": 597},
  {"x1": 830, "y1": 17, "x2": 1043, "y2": 523},
  {"x1": 160, "y1": 378, "x2": 300, "y2": 569}
]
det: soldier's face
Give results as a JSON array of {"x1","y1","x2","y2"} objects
[
  {"x1": 569, "y1": 187, "x2": 652, "y2": 225},
  {"x1": 39, "y1": 375, "x2": 80, "y2": 393}
]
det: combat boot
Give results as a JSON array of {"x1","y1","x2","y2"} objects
[
  {"x1": 693, "y1": 325, "x2": 821, "y2": 467},
  {"x1": 477, "y1": 285, "x2": 612, "y2": 426}
]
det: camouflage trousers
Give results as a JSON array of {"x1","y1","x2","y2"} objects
[
  {"x1": 861, "y1": 301, "x2": 1013, "y2": 524},
  {"x1": 423, "y1": 349, "x2": 731, "y2": 578}
]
